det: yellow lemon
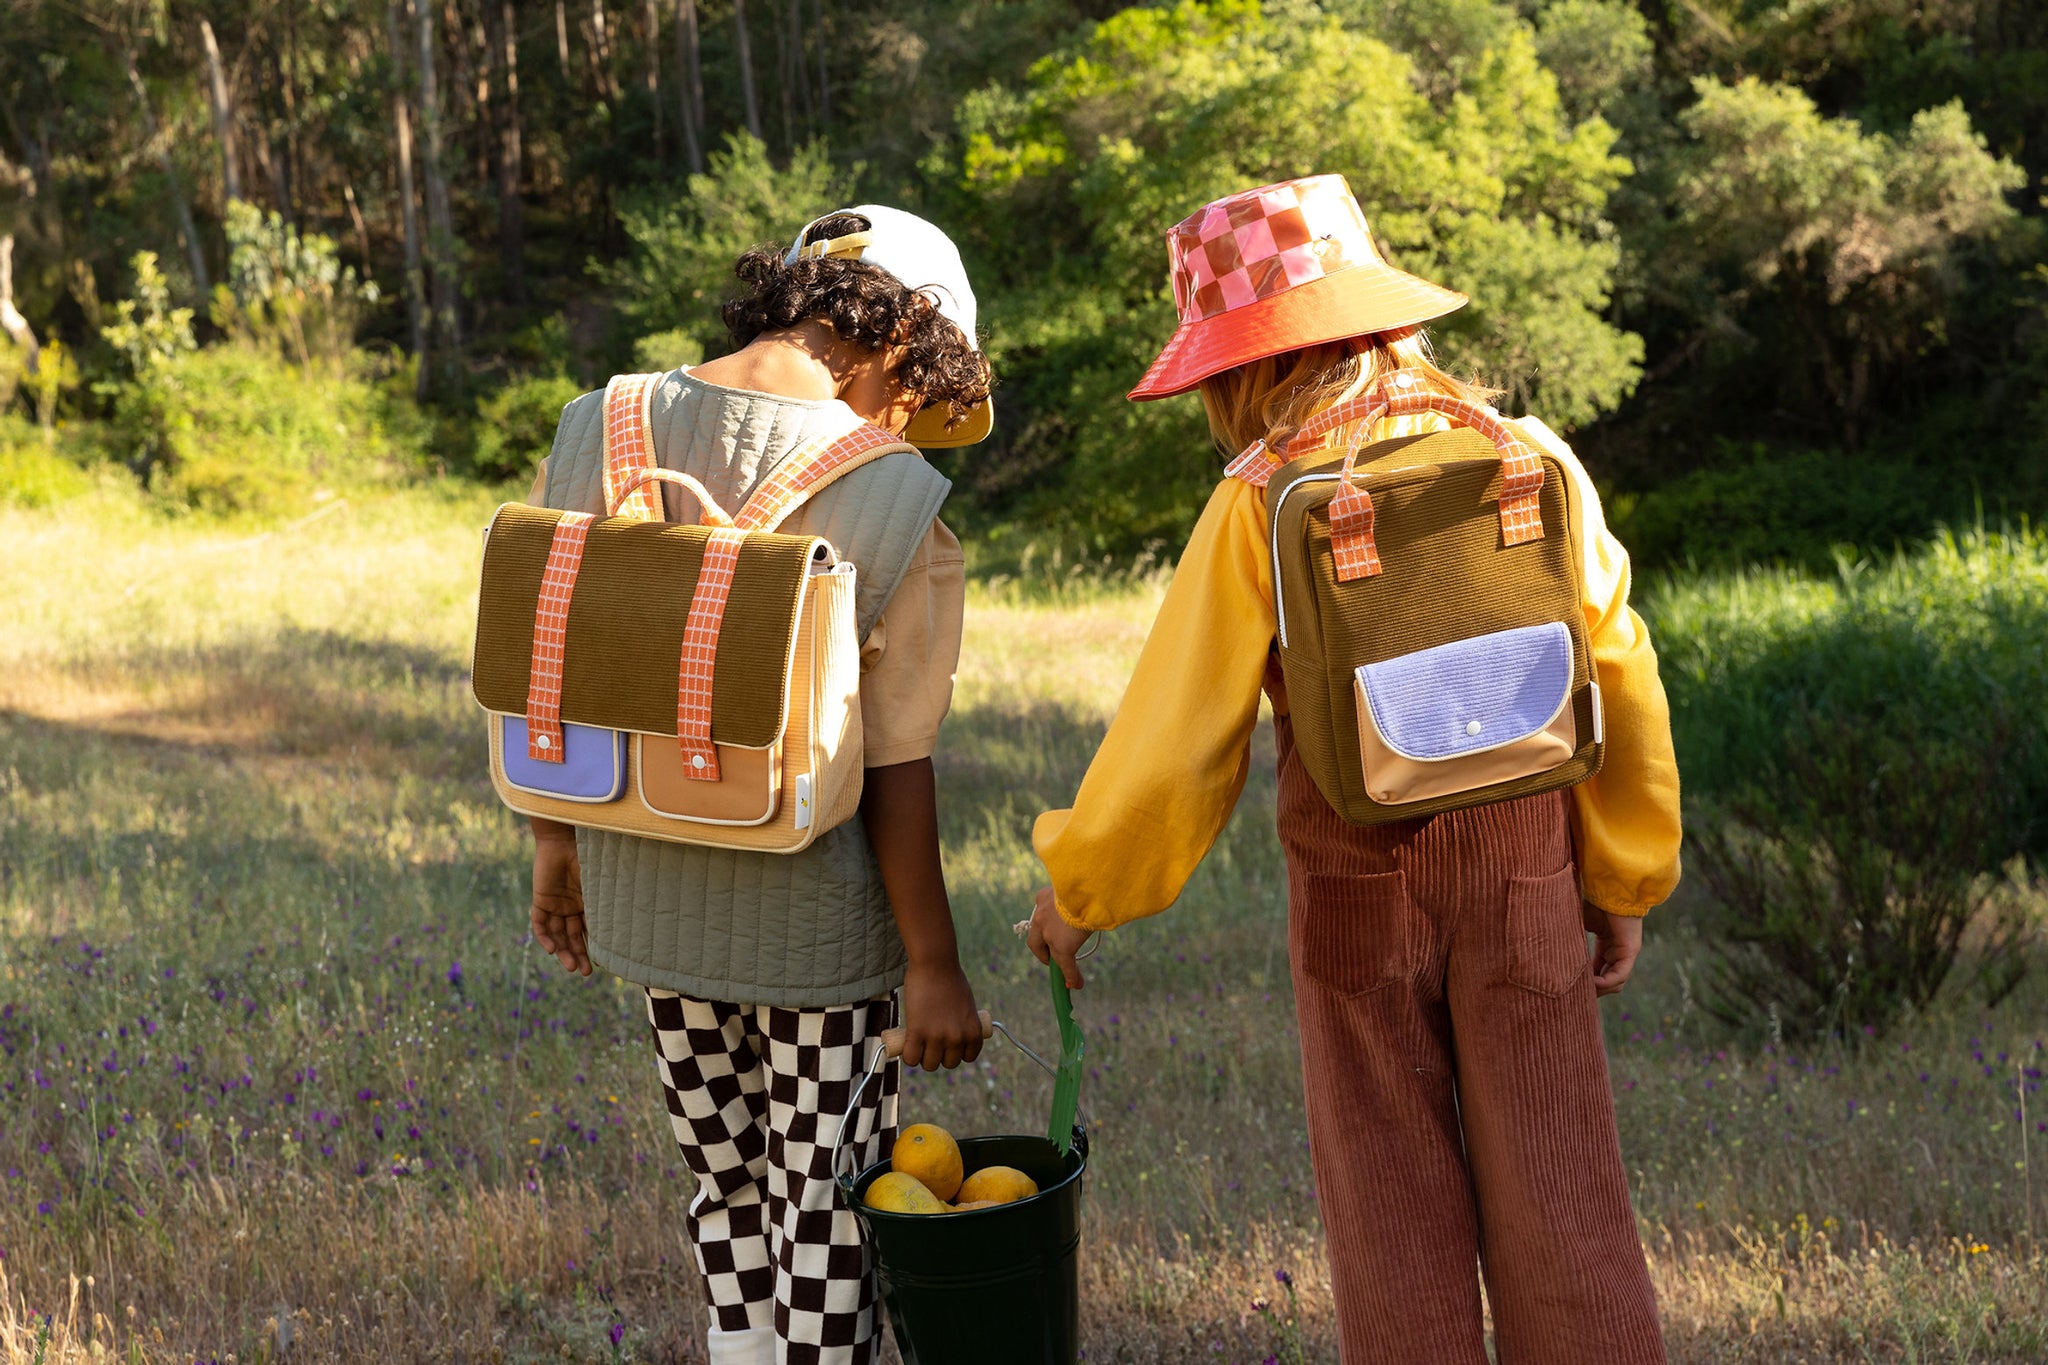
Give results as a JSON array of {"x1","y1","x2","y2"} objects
[
  {"x1": 956, "y1": 1165, "x2": 1038, "y2": 1206},
  {"x1": 891, "y1": 1124, "x2": 964, "y2": 1202},
  {"x1": 949, "y1": 1199, "x2": 1001, "y2": 1212},
  {"x1": 864, "y1": 1172, "x2": 946, "y2": 1215}
]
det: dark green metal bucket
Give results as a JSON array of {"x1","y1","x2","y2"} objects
[{"x1": 832, "y1": 1023, "x2": 1087, "y2": 1365}]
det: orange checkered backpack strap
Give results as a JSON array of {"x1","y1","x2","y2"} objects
[
  {"x1": 523, "y1": 511, "x2": 597, "y2": 763},
  {"x1": 1287, "y1": 379, "x2": 1546, "y2": 582},
  {"x1": 733, "y1": 421, "x2": 913, "y2": 531},
  {"x1": 600, "y1": 373, "x2": 668, "y2": 522},
  {"x1": 1224, "y1": 439, "x2": 1280, "y2": 489}
]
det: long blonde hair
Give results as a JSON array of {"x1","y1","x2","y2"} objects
[{"x1": 1198, "y1": 326, "x2": 1495, "y2": 460}]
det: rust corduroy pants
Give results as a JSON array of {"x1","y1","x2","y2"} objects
[{"x1": 1274, "y1": 708, "x2": 1665, "y2": 1364}]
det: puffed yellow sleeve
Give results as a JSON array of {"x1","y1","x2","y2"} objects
[
  {"x1": 1517, "y1": 418, "x2": 1683, "y2": 915},
  {"x1": 1032, "y1": 478, "x2": 1276, "y2": 932}
]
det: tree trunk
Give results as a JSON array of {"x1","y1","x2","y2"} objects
[
  {"x1": 672, "y1": 0, "x2": 704, "y2": 173},
  {"x1": 386, "y1": 0, "x2": 430, "y2": 397},
  {"x1": 283, "y1": 0, "x2": 303, "y2": 222},
  {"x1": 773, "y1": 0, "x2": 795, "y2": 146},
  {"x1": 198, "y1": 19, "x2": 244, "y2": 204},
  {"x1": 787, "y1": 0, "x2": 810, "y2": 130},
  {"x1": 121, "y1": 47, "x2": 211, "y2": 296},
  {"x1": 413, "y1": 0, "x2": 464, "y2": 378},
  {"x1": 812, "y1": 0, "x2": 828, "y2": 122},
  {"x1": 732, "y1": 0, "x2": 761, "y2": 140},
  {"x1": 642, "y1": 0, "x2": 664, "y2": 163},
  {"x1": 0, "y1": 235, "x2": 42, "y2": 372},
  {"x1": 554, "y1": 0, "x2": 571, "y2": 76},
  {"x1": 492, "y1": 0, "x2": 527, "y2": 303},
  {"x1": 586, "y1": 0, "x2": 619, "y2": 98}
]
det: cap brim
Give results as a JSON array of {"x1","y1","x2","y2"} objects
[
  {"x1": 904, "y1": 397, "x2": 993, "y2": 449},
  {"x1": 1129, "y1": 265, "x2": 1468, "y2": 401}
]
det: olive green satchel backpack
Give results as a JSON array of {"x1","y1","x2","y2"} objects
[{"x1": 1235, "y1": 380, "x2": 1604, "y2": 825}]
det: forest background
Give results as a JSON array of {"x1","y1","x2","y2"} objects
[
  {"x1": 6, "y1": 1, "x2": 2048, "y2": 1360},
  {"x1": 3, "y1": 0, "x2": 2045, "y2": 570}
]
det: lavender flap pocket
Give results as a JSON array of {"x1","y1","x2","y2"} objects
[
  {"x1": 1356, "y1": 622, "x2": 1574, "y2": 762},
  {"x1": 499, "y1": 716, "x2": 628, "y2": 802}
]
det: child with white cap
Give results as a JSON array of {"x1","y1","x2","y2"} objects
[{"x1": 522, "y1": 205, "x2": 993, "y2": 1365}]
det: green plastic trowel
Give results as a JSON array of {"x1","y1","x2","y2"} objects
[{"x1": 1046, "y1": 961, "x2": 1084, "y2": 1156}]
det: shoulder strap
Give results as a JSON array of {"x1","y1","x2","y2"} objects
[
  {"x1": 600, "y1": 372, "x2": 668, "y2": 522},
  {"x1": 1225, "y1": 438, "x2": 1278, "y2": 489},
  {"x1": 735, "y1": 422, "x2": 921, "y2": 532},
  {"x1": 600, "y1": 372, "x2": 920, "y2": 532}
]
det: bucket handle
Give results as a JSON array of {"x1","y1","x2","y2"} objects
[{"x1": 832, "y1": 1012, "x2": 1059, "y2": 1191}]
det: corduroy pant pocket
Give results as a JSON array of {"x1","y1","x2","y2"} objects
[
  {"x1": 1292, "y1": 869, "x2": 1413, "y2": 996},
  {"x1": 1504, "y1": 861, "x2": 1589, "y2": 996}
]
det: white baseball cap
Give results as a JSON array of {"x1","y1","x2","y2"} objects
[{"x1": 785, "y1": 204, "x2": 993, "y2": 448}]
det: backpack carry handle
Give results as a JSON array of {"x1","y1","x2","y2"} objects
[
  {"x1": 608, "y1": 465, "x2": 738, "y2": 526},
  {"x1": 1287, "y1": 380, "x2": 1546, "y2": 582}
]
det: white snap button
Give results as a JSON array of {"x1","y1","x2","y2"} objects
[
  {"x1": 691, "y1": 754, "x2": 707, "y2": 770},
  {"x1": 1465, "y1": 720, "x2": 1482, "y2": 737},
  {"x1": 536, "y1": 733, "x2": 552, "y2": 750},
  {"x1": 1394, "y1": 371, "x2": 1417, "y2": 388}
]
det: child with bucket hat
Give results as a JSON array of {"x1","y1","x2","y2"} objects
[
  {"x1": 523, "y1": 205, "x2": 993, "y2": 1365},
  {"x1": 1026, "y1": 175, "x2": 1681, "y2": 1363}
]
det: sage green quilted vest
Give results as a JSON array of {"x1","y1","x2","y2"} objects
[{"x1": 538, "y1": 369, "x2": 950, "y2": 1007}]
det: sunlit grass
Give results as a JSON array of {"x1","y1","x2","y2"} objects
[{"x1": 0, "y1": 486, "x2": 2041, "y2": 1362}]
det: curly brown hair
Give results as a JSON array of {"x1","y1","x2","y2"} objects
[{"x1": 722, "y1": 212, "x2": 994, "y2": 432}]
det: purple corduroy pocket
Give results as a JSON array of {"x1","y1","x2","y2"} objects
[{"x1": 499, "y1": 716, "x2": 628, "y2": 802}]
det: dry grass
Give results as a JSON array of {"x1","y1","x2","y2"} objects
[{"x1": 0, "y1": 488, "x2": 2041, "y2": 1363}]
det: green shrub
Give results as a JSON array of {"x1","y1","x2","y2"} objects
[
  {"x1": 470, "y1": 373, "x2": 583, "y2": 483},
  {"x1": 1646, "y1": 527, "x2": 2048, "y2": 1038},
  {"x1": 1610, "y1": 444, "x2": 1964, "y2": 572},
  {"x1": 631, "y1": 329, "x2": 705, "y2": 374},
  {"x1": 0, "y1": 414, "x2": 94, "y2": 506},
  {"x1": 108, "y1": 343, "x2": 426, "y2": 516}
]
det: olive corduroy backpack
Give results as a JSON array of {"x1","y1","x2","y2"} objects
[
  {"x1": 469, "y1": 372, "x2": 919, "y2": 853},
  {"x1": 1233, "y1": 379, "x2": 1603, "y2": 825}
]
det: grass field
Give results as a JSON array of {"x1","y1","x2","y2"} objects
[{"x1": 1, "y1": 485, "x2": 2043, "y2": 1363}]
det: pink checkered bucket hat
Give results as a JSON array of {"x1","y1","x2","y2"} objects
[{"x1": 1129, "y1": 174, "x2": 1468, "y2": 401}]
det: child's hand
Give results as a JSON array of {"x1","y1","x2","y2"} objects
[
  {"x1": 1026, "y1": 886, "x2": 1095, "y2": 990},
  {"x1": 899, "y1": 960, "x2": 985, "y2": 1071},
  {"x1": 1582, "y1": 901, "x2": 1643, "y2": 996},
  {"x1": 531, "y1": 822, "x2": 592, "y2": 977}
]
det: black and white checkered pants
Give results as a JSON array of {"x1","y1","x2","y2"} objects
[{"x1": 646, "y1": 989, "x2": 899, "y2": 1365}]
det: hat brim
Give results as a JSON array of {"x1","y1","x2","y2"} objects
[
  {"x1": 904, "y1": 396, "x2": 994, "y2": 449},
  {"x1": 1129, "y1": 264, "x2": 1468, "y2": 402}
]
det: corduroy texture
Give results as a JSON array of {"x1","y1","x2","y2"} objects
[
  {"x1": 1268, "y1": 425, "x2": 1601, "y2": 824},
  {"x1": 474, "y1": 504, "x2": 819, "y2": 748},
  {"x1": 1271, "y1": 661, "x2": 1664, "y2": 1364}
]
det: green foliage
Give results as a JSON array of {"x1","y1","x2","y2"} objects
[
  {"x1": 471, "y1": 373, "x2": 584, "y2": 484},
  {"x1": 1647, "y1": 527, "x2": 2048, "y2": 1037},
  {"x1": 0, "y1": 414, "x2": 94, "y2": 507},
  {"x1": 212, "y1": 202, "x2": 379, "y2": 369},
  {"x1": 631, "y1": 328, "x2": 706, "y2": 374},
  {"x1": 24, "y1": 339, "x2": 81, "y2": 435},
  {"x1": 1661, "y1": 79, "x2": 2023, "y2": 440},
  {"x1": 1532, "y1": 0, "x2": 1654, "y2": 123},
  {"x1": 99, "y1": 252, "x2": 197, "y2": 377},
  {"x1": 1609, "y1": 444, "x2": 1961, "y2": 572},
  {"x1": 936, "y1": 0, "x2": 1644, "y2": 553},
  {"x1": 109, "y1": 344, "x2": 425, "y2": 517},
  {"x1": 600, "y1": 134, "x2": 855, "y2": 361}
]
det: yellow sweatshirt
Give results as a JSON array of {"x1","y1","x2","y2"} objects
[{"x1": 1032, "y1": 413, "x2": 1682, "y2": 932}]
